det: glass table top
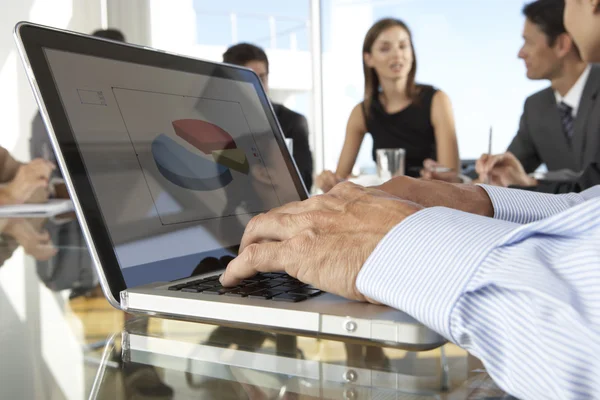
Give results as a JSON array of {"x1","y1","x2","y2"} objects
[{"x1": 0, "y1": 215, "x2": 512, "y2": 399}]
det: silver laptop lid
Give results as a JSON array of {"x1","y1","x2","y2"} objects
[{"x1": 14, "y1": 22, "x2": 308, "y2": 304}]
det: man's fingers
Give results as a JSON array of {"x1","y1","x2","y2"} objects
[
  {"x1": 240, "y1": 213, "x2": 296, "y2": 251},
  {"x1": 220, "y1": 241, "x2": 290, "y2": 286},
  {"x1": 240, "y1": 211, "x2": 327, "y2": 252}
]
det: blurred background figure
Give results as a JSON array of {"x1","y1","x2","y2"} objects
[
  {"x1": 479, "y1": 0, "x2": 600, "y2": 188},
  {"x1": 223, "y1": 43, "x2": 314, "y2": 191},
  {"x1": 316, "y1": 17, "x2": 459, "y2": 193}
]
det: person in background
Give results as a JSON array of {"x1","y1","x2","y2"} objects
[
  {"x1": 223, "y1": 43, "x2": 314, "y2": 191},
  {"x1": 316, "y1": 17, "x2": 459, "y2": 193},
  {"x1": 220, "y1": 0, "x2": 600, "y2": 397},
  {"x1": 30, "y1": 28, "x2": 126, "y2": 177},
  {"x1": 425, "y1": 0, "x2": 600, "y2": 194}
]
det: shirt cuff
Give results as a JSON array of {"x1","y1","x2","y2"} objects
[
  {"x1": 356, "y1": 207, "x2": 518, "y2": 342},
  {"x1": 478, "y1": 184, "x2": 586, "y2": 224}
]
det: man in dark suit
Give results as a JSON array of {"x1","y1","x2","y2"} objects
[
  {"x1": 477, "y1": 0, "x2": 600, "y2": 192},
  {"x1": 223, "y1": 43, "x2": 314, "y2": 191},
  {"x1": 425, "y1": 0, "x2": 600, "y2": 193}
]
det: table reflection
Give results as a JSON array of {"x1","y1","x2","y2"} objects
[
  {"x1": 0, "y1": 215, "x2": 99, "y2": 299},
  {"x1": 82, "y1": 317, "x2": 514, "y2": 399}
]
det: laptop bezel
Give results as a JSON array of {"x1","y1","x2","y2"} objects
[{"x1": 14, "y1": 22, "x2": 309, "y2": 305}]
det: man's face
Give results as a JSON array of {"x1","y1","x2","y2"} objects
[
  {"x1": 244, "y1": 60, "x2": 269, "y2": 92},
  {"x1": 517, "y1": 19, "x2": 562, "y2": 80},
  {"x1": 564, "y1": 0, "x2": 600, "y2": 62}
]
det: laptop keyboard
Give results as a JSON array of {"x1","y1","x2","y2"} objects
[{"x1": 167, "y1": 272, "x2": 323, "y2": 303}]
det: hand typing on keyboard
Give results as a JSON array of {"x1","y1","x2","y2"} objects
[{"x1": 220, "y1": 182, "x2": 421, "y2": 303}]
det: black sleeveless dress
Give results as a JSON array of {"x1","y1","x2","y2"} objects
[{"x1": 363, "y1": 85, "x2": 438, "y2": 177}]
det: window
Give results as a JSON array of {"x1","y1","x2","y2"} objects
[
  {"x1": 149, "y1": 0, "x2": 315, "y2": 132},
  {"x1": 320, "y1": 0, "x2": 546, "y2": 173}
]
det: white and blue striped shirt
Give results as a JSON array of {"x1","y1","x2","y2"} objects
[{"x1": 357, "y1": 184, "x2": 600, "y2": 400}]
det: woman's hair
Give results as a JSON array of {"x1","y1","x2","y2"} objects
[{"x1": 362, "y1": 18, "x2": 418, "y2": 118}]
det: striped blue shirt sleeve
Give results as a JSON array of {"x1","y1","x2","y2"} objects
[
  {"x1": 479, "y1": 184, "x2": 600, "y2": 223},
  {"x1": 356, "y1": 198, "x2": 600, "y2": 400}
]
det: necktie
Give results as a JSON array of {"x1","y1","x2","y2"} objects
[{"x1": 557, "y1": 101, "x2": 574, "y2": 139}]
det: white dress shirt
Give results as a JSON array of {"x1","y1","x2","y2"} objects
[
  {"x1": 554, "y1": 65, "x2": 592, "y2": 117},
  {"x1": 356, "y1": 184, "x2": 600, "y2": 400}
]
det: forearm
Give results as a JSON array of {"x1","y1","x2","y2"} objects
[
  {"x1": 377, "y1": 177, "x2": 494, "y2": 217},
  {"x1": 335, "y1": 154, "x2": 357, "y2": 179},
  {"x1": 377, "y1": 176, "x2": 600, "y2": 223},
  {"x1": 357, "y1": 203, "x2": 600, "y2": 399},
  {"x1": 435, "y1": 138, "x2": 460, "y2": 171},
  {"x1": 480, "y1": 184, "x2": 600, "y2": 223}
]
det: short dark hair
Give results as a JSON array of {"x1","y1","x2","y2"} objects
[
  {"x1": 222, "y1": 43, "x2": 269, "y2": 72},
  {"x1": 522, "y1": 0, "x2": 568, "y2": 46},
  {"x1": 91, "y1": 28, "x2": 126, "y2": 42}
]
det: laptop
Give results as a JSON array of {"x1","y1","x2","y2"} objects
[{"x1": 14, "y1": 22, "x2": 445, "y2": 350}]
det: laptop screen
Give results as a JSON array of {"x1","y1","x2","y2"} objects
[{"x1": 41, "y1": 48, "x2": 303, "y2": 288}]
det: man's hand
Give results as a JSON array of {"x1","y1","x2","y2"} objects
[
  {"x1": 420, "y1": 158, "x2": 461, "y2": 183},
  {"x1": 376, "y1": 175, "x2": 494, "y2": 217},
  {"x1": 315, "y1": 170, "x2": 344, "y2": 193},
  {"x1": 476, "y1": 152, "x2": 536, "y2": 187},
  {"x1": 220, "y1": 182, "x2": 423, "y2": 302},
  {"x1": 2, "y1": 159, "x2": 55, "y2": 204},
  {"x1": 4, "y1": 219, "x2": 57, "y2": 261}
]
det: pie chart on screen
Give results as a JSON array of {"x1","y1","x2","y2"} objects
[{"x1": 151, "y1": 119, "x2": 250, "y2": 191}]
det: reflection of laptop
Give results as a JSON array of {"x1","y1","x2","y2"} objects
[
  {"x1": 15, "y1": 22, "x2": 445, "y2": 349},
  {"x1": 121, "y1": 332, "x2": 445, "y2": 398}
]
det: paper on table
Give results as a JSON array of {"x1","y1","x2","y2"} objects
[{"x1": 0, "y1": 199, "x2": 74, "y2": 218}]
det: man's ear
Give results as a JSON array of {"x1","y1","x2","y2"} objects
[
  {"x1": 555, "y1": 33, "x2": 576, "y2": 58},
  {"x1": 593, "y1": 0, "x2": 600, "y2": 12}
]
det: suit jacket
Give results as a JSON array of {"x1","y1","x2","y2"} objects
[
  {"x1": 272, "y1": 103, "x2": 314, "y2": 190},
  {"x1": 508, "y1": 64, "x2": 600, "y2": 176}
]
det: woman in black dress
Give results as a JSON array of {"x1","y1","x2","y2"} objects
[{"x1": 317, "y1": 18, "x2": 460, "y2": 192}]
